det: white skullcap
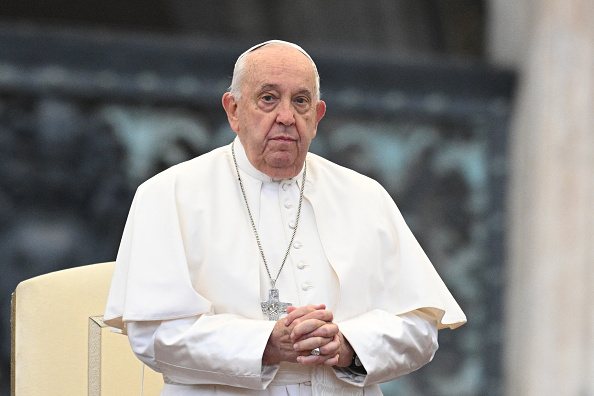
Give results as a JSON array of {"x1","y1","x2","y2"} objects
[{"x1": 234, "y1": 40, "x2": 316, "y2": 69}]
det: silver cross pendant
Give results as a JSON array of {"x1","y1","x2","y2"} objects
[{"x1": 261, "y1": 288, "x2": 292, "y2": 321}]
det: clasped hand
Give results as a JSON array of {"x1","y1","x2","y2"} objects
[{"x1": 262, "y1": 304, "x2": 353, "y2": 367}]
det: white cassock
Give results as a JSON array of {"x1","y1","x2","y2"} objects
[{"x1": 104, "y1": 137, "x2": 466, "y2": 395}]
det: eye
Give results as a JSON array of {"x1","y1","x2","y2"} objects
[
  {"x1": 257, "y1": 93, "x2": 278, "y2": 110},
  {"x1": 293, "y1": 96, "x2": 311, "y2": 112}
]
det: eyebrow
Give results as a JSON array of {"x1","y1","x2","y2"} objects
[
  {"x1": 258, "y1": 83, "x2": 278, "y2": 92},
  {"x1": 295, "y1": 88, "x2": 313, "y2": 97},
  {"x1": 258, "y1": 84, "x2": 313, "y2": 97}
]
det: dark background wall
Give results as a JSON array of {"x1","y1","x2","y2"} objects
[{"x1": 0, "y1": 2, "x2": 514, "y2": 395}]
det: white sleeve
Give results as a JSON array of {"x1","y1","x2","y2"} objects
[
  {"x1": 334, "y1": 310, "x2": 439, "y2": 386},
  {"x1": 126, "y1": 314, "x2": 279, "y2": 390},
  {"x1": 127, "y1": 310, "x2": 437, "y2": 389}
]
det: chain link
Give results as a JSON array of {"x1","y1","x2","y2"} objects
[{"x1": 231, "y1": 141, "x2": 306, "y2": 289}]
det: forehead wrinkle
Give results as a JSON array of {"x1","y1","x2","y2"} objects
[
  {"x1": 229, "y1": 40, "x2": 321, "y2": 101},
  {"x1": 241, "y1": 47, "x2": 318, "y2": 98},
  {"x1": 259, "y1": 83, "x2": 279, "y2": 92}
]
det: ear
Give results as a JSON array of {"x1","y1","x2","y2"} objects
[
  {"x1": 222, "y1": 92, "x2": 240, "y2": 133},
  {"x1": 315, "y1": 100, "x2": 326, "y2": 123},
  {"x1": 313, "y1": 100, "x2": 326, "y2": 136}
]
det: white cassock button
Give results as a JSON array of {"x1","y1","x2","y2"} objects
[
  {"x1": 301, "y1": 283, "x2": 312, "y2": 291},
  {"x1": 293, "y1": 241, "x2": 303, "y2": 249},
  {"x1": 284, "y1": 201, "x2": 293, "y2": 209},
  {"x1": 288, "y1": 219, "x2": 296, "y2": 229},
  {"x1": 282, "y1": 183, "x2": 290, "y2": 191},
  {"x1": 297, "y1": 262, "x2": 306, "y2": 270}
]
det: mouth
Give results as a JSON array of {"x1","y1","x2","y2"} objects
[{"x1": 270, "y1": 135, "x2": 297, "y2": 143}]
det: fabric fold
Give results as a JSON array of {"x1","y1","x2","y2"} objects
[{"x1": 105, "y1": 137, "x2": 465, "y2": 361}]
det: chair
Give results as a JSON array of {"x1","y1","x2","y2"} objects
[{"x1": 11, "y1": 262, "x2": 164, "y2": 395}]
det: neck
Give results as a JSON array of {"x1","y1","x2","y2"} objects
[{"x1": 260, "y1": 165, "x2": 303, "y2": 179}]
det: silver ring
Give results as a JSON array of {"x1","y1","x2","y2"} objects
[{"x1": 311, "y1": 347, "x2": 321, "y2": 356}]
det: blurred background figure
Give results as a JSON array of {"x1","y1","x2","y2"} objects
[{"x1": 1, "y1": 1, "x2": 592, "y2": 395}]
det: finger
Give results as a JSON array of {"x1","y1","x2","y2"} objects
[
  {"x1": 286, "y1": 304, "x2": 320, "y2": 315},
  {"x1": 297, "y1": 322, "x2": 340, "y2": 340},
  {"x1": 284, "y1": 305, "x2": 320, "y2": 326},
  {"x1": 286, "y1": 305, "x2": 298, "y2": 315},
  {"x1": 284, "y1": 304, "x2": 326, "y2": 326},
  {"x1": 322, "y1": 355, "x2": 340, "y2": 366},
  {"x1": 293, "y1": 334, "x2": 341, "y2": 365},
  {"x1": 291, "y1": 319, "x2": 327, "y2": 340},
  {"x1": 292, "y1": 336, "x2": 334, "y2": 352},
  {"x1": 297, "y1": 353, "x2": 339, "y2": 366},
  {"x1": 292, "y1": 320, "x2": 338, "y2": 341},
  {"x1": 316, "y1": 334, "x2": 341, "y2": 356},
  {"x1": 295, "y1": 335, "x2": 341, "y2": 366}
]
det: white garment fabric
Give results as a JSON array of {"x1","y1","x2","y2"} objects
[
  {"x1": 255, "y1": 162, "x2": 339, "y2": 312},
  {"x1": 105, "y1": 138, "x2": 466, "y2": 395},
  {"x1": 127, "y1": 311, "x2": 436, "y2": 395}
]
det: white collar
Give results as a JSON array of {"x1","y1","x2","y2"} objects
[{"x1": 232, "y1": 137, "x2": 305, "y2": 187}]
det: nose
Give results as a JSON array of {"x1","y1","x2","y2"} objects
[{"x1": 275, "y1": 99, "x2": 295, "y2": 126}]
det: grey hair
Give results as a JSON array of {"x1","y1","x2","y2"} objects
[{"x1": 228, "y1": 40, "x2": 321, "y2": 101}]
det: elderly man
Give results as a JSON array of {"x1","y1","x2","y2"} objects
[{"x1": 105, "y1": 40, "x2": 466, "y2": 395}]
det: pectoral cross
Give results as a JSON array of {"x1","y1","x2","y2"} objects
[{"x1": 261, "y1": 288, "x2": 292, "y2": 321}]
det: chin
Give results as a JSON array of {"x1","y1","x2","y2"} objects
[
  {"x1": 267, "y1": 153, "x2": 297, "y2": 167},
  {"x1": 267, "y1": 162, "x2": 300, "y2": 178}
]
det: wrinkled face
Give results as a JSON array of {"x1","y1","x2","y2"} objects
[{"x1": 222, "y1": 45, "x2": 326, "y2": 179}]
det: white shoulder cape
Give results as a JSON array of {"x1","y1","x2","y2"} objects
[{"x1": 105, "y1": 142, "x2": 466, "y2": 331}]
